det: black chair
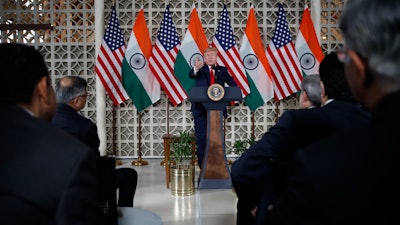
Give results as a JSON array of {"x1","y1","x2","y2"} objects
[{"x1": 97, "y1": 156, "x2": 118, "y2": 225}]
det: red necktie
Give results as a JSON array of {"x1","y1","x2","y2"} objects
[{"x1": 210, "y1": 67, "x2": 215, "y2": 85}]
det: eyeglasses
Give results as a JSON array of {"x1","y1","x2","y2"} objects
[{"x1": 336, "y1": 46, "x2": 350, "y2": 64}]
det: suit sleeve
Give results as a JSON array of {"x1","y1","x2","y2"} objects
[
  {"x1": 231, "y1": 111, "x2": 298, "y2": 184},
  {"x1": 267, "y1": 148, "x2": 320, "y2": 225},
  {"x1": 56, "y1": 147, "x2": 103, "y2": 225},
  {"x1": 222, "y1": 67, "x2": 237, "y2": 86},
  {"x1": 86, "y1": 122, "x2": 101, "y2": 156}
]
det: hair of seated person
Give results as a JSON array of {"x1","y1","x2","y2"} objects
[{"x1": 300, "y1": 74, "x2": 322, "y2": 107}]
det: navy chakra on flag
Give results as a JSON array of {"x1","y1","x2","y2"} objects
[
  {"x1": 299, "y1": 53, "x2": 316, "y2": 71},
  {"x1": 129, "y1": 53, "x2": 146, "y2": 70},
  {"x1": 189, "y1": 53, "x2": 204, "y2": 68},
  {"x1": 243, "y1": 54, "x2": 259, "y2": 70}
]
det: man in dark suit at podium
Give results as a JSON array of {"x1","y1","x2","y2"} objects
[{"x1": 189, "y1": 47, "x2": 238, "y2": 168}]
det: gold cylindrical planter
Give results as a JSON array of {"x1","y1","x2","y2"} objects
[{"x1": 170, "y1": 164, "x2": 195, "y2": 196}]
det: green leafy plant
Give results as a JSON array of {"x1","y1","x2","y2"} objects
[
  {"x1": 170, "y1": 130, "x2": 196, "y2": 165},
  {"x1": 247, "y1": 136, "x2": 256, "y2": 146},
  {"x1": 233, "y1": 137, "x2": 256, "y2": 156}
]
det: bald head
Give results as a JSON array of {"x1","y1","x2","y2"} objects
[{"x1": 55, "y1": 76, "x2": 87, "y2": 104}]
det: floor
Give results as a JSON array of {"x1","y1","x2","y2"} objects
[{"x1": 117, "y1": 158, "x2": 238, "y2": 225}]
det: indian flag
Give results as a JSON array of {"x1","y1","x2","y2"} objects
[
  {"x1": 295, "y1": 5, "x2": 324, "y2": 76},
  {"x1": 240, "y1": 6, "x2": 274, "y2": 111},
  {"x1": 173, "y1": 4, "x2": 209, "y2": 94},
  {"x1": 122, "y1": 8, "x2": 160, "y2": 112}
]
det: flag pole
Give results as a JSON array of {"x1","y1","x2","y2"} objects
[
  {"x1": 166, "y1": 102, "x2": 170, "y2": 136},
  {"x1": 132, "y1": 111, "x2": 148, "y2": 166},
  {"x1": 160, "y1": 99, "x2": 170, "y2": 166},
  {"x1": 274, "y1": 100, "x2": 280, "y2": 123},
  {"x1": 251, "y1": 111, "x2": 255, "y2": 139},
  {"x1": 112, "y1": 106, "x2": 122, "y2": 165}
]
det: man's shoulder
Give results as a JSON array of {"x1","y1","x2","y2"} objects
[
  {"x1": 279, "y1": 108, "x2": 321, "y2": 120},
  {"x1": 43, "y1": 120, "x2": 93, "y2": 149},
  {"x1": 53, "y1": 106, "x2": 95, "y2": 127},
  {"x1": 2, "y1": 113, "x2": 94, "y2": 158},
  {"x1": 324, "y1": 100, "x2": 363, "y2": 110},
  {"x1": 323, "y1": 101, "x2": 371, "y2": 118},
  {"x1": 215, "y1": 65, "x2": 228, "y2": 71}
]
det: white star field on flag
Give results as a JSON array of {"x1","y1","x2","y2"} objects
[
  {"x1": 266, "y1": 3, "x2": 302, "y2": 101},
  {"x1": 215, "y1": 7, "x2": 236, "y2": 51},
  {"x1": 272, "y1": 8, "x2": 292, "y2": 49},
  {"x1": 104, "y1": 9, "x2": 125, "y2": 51},
  {"x1": 149, "y1": 5, "x2": 185, "y2": 106},
  {"x1": 212, "y1": 4, "x2": 250, "y2": 96},
  {"x1": 158, "y1": 9, "x2": 180, "y2": 51},
  {"x1": 95, "y1": 6, "x2": 129, "y2": 106}
]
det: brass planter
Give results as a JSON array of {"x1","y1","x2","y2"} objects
[{"x1": 170, "y1": 164, "x2": 195, "y2": 196}]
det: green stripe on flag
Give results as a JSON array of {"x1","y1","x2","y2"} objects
[
  {"x1": 122, "y1": 58, "x2": 152, "y2": 112},
  {"x1": 174, "y1": 52, "x2": 195, "y2": 94},
  {"x1": 244, "y1": 75, "x2": 264, "y2": 111}
]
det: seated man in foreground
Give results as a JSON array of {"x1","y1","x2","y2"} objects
[
  {"x1": 52, "y1": 75, "x2": 138, "y2": 208},
  {"x1": 231, "y1": 52, "x2": 371, "y2": 225}
]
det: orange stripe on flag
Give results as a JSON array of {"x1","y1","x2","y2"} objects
[
  {"x1": 299, "y1": 7, "x2": 324, "y2": 62},
  {"x1": 245, "y1": 7, "x2": 272, "y2": 81},
  {"x1": 134, "y1": 9, "x2": 152, "y2": 58},
  {"x1": 188, "y1": 7, "x2": 209, "y2": 54}
]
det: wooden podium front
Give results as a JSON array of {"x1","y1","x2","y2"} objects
[
  {"x1": 197, "y1": 110, "x2": 231, "y2": 189},
  {"x1": 189, "y1": 86, "x2": 242, "y2": 189}
]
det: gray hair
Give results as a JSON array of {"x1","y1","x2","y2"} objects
[
  {"x1": 55, "y1": 76, "x2": 87, "y2": 103},
  {"x1": 340, "y1": 0, "x2": 400, "y2": 83},
  {"x1": 300, "y1": 74, "x2": 322, "y2": 107}
]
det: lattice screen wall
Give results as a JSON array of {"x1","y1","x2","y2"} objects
[{"x1": 0, "y1": 0, "x2": 344, "y2": 158}]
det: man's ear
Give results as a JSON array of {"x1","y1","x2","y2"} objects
[
  {"x1": 302, "y1": 91, "x2": 310, "y2": 101},
  {"x1": 36, "y1": 76, "x2": 50, "y2": 103},
  {"x1": 320, "y1": 81, "x2": 326, "y2": 98},
  {"x1": 35, "y1": 76, "x2": 56, "y2": 121},
  {"x1": 347, "y1": 50, "x2": 371, "y2": 87},
  {"x1": 71, "y1": 97, "x2": 80, "y2": 108}
]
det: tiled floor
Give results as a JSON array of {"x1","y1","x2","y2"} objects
[{"x1": 117, "y1": 158, "x2": 238, "y2": 225}]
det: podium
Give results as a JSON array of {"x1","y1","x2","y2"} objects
[{"x1": 189, "y1": 86, "x2": 242, "y2": 189}]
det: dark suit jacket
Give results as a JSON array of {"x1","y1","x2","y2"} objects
[
  {"x1": 52, "y1": 103, "x2": 100, "y2": 153},
  {"x1": 52, "y1": 102, "x2": 137, "y2": 213},
  {"x1": 268, "y1": 91, "x2": 400, "y2": 225},
  {"x1": 230, "y1": 100, "x2": 371, "y2": 224},
  {"x1": 0, "y1": 104, "x2": 101, "y2": 225},
  {"x1": 189, "y1": 65, "x2": 237, "y2": 117}
]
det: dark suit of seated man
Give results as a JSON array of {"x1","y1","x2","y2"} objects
[
  {"x1": 268, "y1": 1, "x2": 400, "y2": 224},
  {"x1": 0, "y1": 43, "x2": 102, "y2": 225},
  {"x1": 231, "y1": 52, "x2": 371, "y2": 225},
  {"x1": 51, "y1": 76, "x2": 138, "y2": 208}
]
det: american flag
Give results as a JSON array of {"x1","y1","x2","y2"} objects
[
  {"x1": 266, "y1": 3, "x2": 302, "y2": 101},
  {"x1": 211, "y1": 5, "x2": 250, "y2": 96},
  {"x1": 95, "y1": 6, "x2": 129, "y2": 106},
  {"x1": 149, "y1": 5, "x2": 185, "y2": 106}
]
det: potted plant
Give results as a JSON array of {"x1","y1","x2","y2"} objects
[
  {"x1": 169, "y1": 130, "x2": 196, "y2": 196},
  {"x1": 233, "y1": 136, "x2": 256, "y2": 158},
  {"x1": 170, "y1": 130, "x2": 195, "y2": 166}
]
